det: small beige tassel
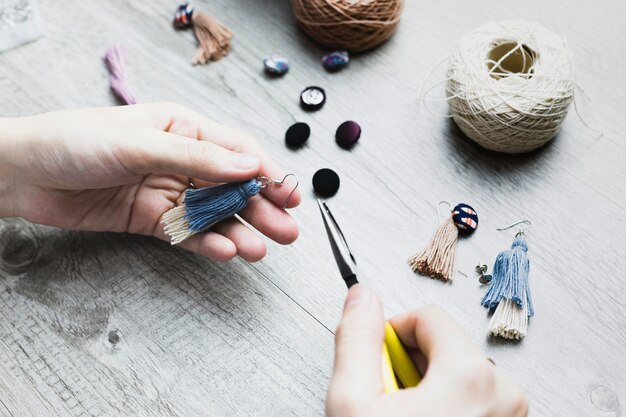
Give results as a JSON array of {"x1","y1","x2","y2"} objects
[
  {"x1": 190, "y1": 11, "x2": 233, "y2": 65},
  {"x1": 174, "y1": 4, "x2": 233, "y2": 65},
  {"x1": 408, "y1": 218, "x2": 459, "y2": 281}
]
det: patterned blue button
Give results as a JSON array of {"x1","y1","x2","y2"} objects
[
  {"x1": 264, "y1": 54, "x2": 289, "y2": 75},
  {"x1": 452, "y1": 203, "x2": 478, "y2": 233}
]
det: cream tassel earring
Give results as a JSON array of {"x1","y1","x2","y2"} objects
[{"x1": 409, "y1": 201, "x2": 478, "y2": 281}]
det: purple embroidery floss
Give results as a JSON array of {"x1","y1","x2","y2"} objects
[{"x1": 104, "y1": 46, "x2": 138, "y2": 105}]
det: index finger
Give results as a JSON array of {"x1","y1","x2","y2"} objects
[
  {"x1": 388, "y1": 305, "x2": 482, "y2": 364},
  {"x1": 145, "y1": 102, "x2": 301, "y2": 209}
]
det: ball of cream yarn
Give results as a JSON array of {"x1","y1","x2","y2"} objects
[
  {"x1": 446, "y1": 20, "x2": 574, "y2": 153},
  {"x1": 291, "y1": 0, "x2": 403, "y2": 52}
]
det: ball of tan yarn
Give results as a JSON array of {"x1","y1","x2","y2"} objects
[
  {"x1": 446, "y1": 20, "x2": 575, "y2": 154},
  {"x1": 291, "y1": 0, "x2": 403, "y2": 52}
]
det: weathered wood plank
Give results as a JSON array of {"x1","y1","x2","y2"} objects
[{"x1": 1, "y1": 0, "x2": 625, "y2": 415}]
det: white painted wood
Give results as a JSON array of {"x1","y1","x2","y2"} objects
[{"x1": 0, "y1": 0, "x2": 625, "y2": 415}]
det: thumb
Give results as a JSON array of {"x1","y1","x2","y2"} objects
[
  {"x1": 135, "y1": 131, "x2": 262, "y2": 183},
  {"x1": 331, "y1": 284, "x2": 385, "y2": 398}
]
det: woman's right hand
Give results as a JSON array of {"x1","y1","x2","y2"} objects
[{"x1": 326, "y1": 284, "x2": 528, "y2": 417}]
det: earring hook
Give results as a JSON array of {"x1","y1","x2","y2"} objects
[
  {"x1": 436, "y1": 200, "x2": 452, "y2": 222},
  {"x1": 257, "y1": 173, "x2": 299, "y2": 209},
  {"x1": 497, "y1": 219, "x2": 531, "y2": 236}
]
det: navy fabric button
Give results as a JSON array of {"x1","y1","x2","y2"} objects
[
  {"x1": 285, "y1": 122, "x2": 310, "y2": 148},
  {"x1": 300, "y1": 86, "x2": 326, "y2": 111},
  {"x1": 452, "y1": 203, "x2": 478, "y2": 233},
  {"x1": 335, "y1": 121, "x2": 361, "y2": 149},
  {"x1": 264, "y1": 54, "x2": 289, "y2": 76},
  {"x1": 312, "y1": 168, "x2": 340, "y2": 197},
  {"x1": 322, "y1": 51, "x2": 349, "y2": 72}
]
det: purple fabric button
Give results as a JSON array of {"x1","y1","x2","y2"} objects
[{"x1": 335, "y1": 121, "x2": 361, "y2": 149}]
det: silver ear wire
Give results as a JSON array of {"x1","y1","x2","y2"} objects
[
  {"x1": 257, "y1": 173, "x2": 299, "y2": 209},
  {"x1": 436, "y1": 200, "x2": 452, "y2": 222},
  {"x1": 497, "y1": 219, "x2": 531, "y2": 237}
]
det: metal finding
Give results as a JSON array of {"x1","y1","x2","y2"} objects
[
  {"x1": 257, "y1": 173, "x2": 299, "y2": 209},
  {"x1": 436, "y1": 200, "x2": 452, "y2": 222},
  {"x1": 497, "y1": 219, "x2": 532, "y2": 237}
]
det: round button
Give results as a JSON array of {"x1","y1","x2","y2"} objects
[
  {"x1": 322, "y1": 51, "x2": 349, "y2": 72},
  {"x1": 335, "y1": 121, "x2": 361, "y2": 149},
  {"x1": 285, "y1": 122, "x2": 310, "y2": 148},
  {"x1": 452, "y1": 203, "x2": 478, "y2": 233},
  {"x1": 264, "y1": 54, "x2": 289, "y2": 76},
  {"x1": 300, "y1": 86, "x2": 326, "y2": 111},
  {"x1": 312, "y1": 168, "x2": 340, "y2": 197}
]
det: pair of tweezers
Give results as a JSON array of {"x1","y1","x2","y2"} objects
[{"x1": 317, "y1": 200, "x2": 421, "y2": 392}]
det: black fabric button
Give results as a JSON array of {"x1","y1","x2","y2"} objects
[
  {"x1": 285, "y1": 122, "x2": 310, "y2": 148},
  {"x1": 300, "y1": 86, "x2": 326, "y2": 111},
  {"x1": 312, "y1": 168, "x2": 340, "y2": 197},
  {"x1": 335, "y1": 121, "x2": 361, "y2": 149}
]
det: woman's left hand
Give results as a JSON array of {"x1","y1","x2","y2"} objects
[{"x1": 0, "y1": 102, "x2": 301, "y2": 262}]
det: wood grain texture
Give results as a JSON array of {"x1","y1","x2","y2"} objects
[{"x1": 1, "y1": 0, "x2": 625, "y2": 416}]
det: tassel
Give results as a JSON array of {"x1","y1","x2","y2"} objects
[
  {"x1": 104, "y1": 46, "x2": 138, "y2": 105},
  {"x1": 162, "y1": 179, "x2": 260, "y2": 245},
  {"x1": 409, "y1": 218, "x2": 459, "y2": 280},
  {"x1": 481, "y1": 236, "x2": 534, "y2": 339},
  {"x1": 409, "y1": 202, "x2": 478, "y2": 281},
  {"x1": 174, "y1": 3, "x2": 233, "y2": 65}
]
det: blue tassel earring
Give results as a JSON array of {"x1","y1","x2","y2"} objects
[
  {"x1": 162, "y1": 174, "x2": 298, "y2": 245},
  {"x1": 481, "y1": 220, "x2": 534, "y2": 340}
]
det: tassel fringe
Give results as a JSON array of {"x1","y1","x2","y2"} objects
[
  {"x1": 162, "y1": 180, "x2": 260, "y2": 245},
  {"x1": 481, "y1": 236, "x2": 534, "y2": 339},
  {"x1": 487, "y1": 299, "x2": 528, "y2": 339},
  {"x1": 191, "y1": 11, "x2": 233, "y2": 65},
  {"x1": 408, "y1": 218, "x2": 459, "y2": 281},
  {"x1": 162, "y1": 206, "x2": 192, "y2": 245}
]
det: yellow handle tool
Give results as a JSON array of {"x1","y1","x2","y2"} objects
[
  {"x1": 381, "y1": 343, "x2": 399, "y2": 393},
  {"x1": 384, "y1": 321, "x2": 421, "y2": 388}
]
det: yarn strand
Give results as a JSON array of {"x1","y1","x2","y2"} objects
[
  {"x1": 408, "y1": 218, "x2": 459, "y2": 281},
  {"x1": 104, "y1": 46, "x2": 138, "y2": 105}
]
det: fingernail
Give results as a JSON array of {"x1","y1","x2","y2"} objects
[
  {"x1": 232, "y1": 153, "x2": 260, "y2": 170},
  {"x1": 344, "y1": 284, "x2": 371, "y2": 309}
]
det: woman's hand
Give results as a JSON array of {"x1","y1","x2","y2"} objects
[
  {"x1": 0, "y1": 103, "x2": 300, "y2": 262},
  {"x1": 326, "y1": 285, "x2": 528, "y2": 417}
]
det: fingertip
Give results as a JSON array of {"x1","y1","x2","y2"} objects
[
  {"x1": 240, "y1": 243, "x2": 267, "y2": 263},
  {"x1": 194, "y1": 233, "x2": 237, "y2": 261},
  {"x1": 275, "y1": 216, "x2": 299, "y2": 245}
]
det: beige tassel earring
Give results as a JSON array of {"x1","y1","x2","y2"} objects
[
  {"x1": 408, "y1": 201, "x2": 478, "y2": 281},
  {"x1": 173, "y1": 3, "x2": 233, "y2": 65}
]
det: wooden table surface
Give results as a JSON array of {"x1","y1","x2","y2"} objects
[{"x1": 1, "y1": 0, "x2": 625, "y2": 415}]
